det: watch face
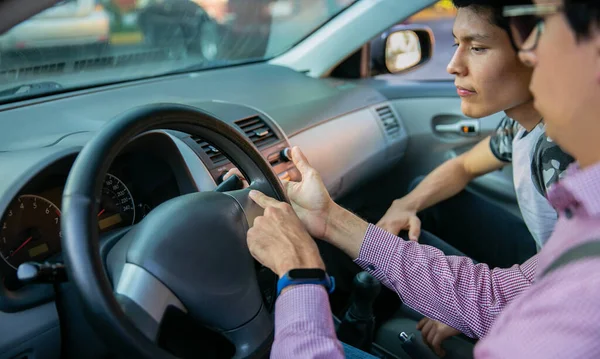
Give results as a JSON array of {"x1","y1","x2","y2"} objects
[{"x1": 288, "y1": 268, "x2": 326, "y2": 280}]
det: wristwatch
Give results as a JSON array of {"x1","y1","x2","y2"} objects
[{"x1": 276, "y1": 268, "x2": 335, "y2": 297}]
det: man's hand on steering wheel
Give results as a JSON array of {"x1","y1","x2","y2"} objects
[
  {"x1": 280, "y1": 147, "x2": 334, "y2": 240},
  {"x1": 247, "y1": 190, "x2": 325, "y2": 278},
  {"x1": 227, "y1": 147, "x2": 335, "y2": 240}
]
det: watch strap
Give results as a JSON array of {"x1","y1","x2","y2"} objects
[{"x1": 276, "y1": 269, "x2": 335, "y2": 297}]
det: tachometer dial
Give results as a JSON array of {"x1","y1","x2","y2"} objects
[
  {"x1": 0, "y1": 195, "x2": 61, "y2": 270},
  {"x1": 98, "y1": 173, "x2": 136, "y2": 232}
]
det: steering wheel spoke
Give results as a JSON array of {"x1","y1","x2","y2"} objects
[
  {"x1": 223, "y1": 188, "x2": 263, "y2": 228},
  {"x1": 114, "y1": 263, "x2": 187, "y2": 342},
  {"x1": 221, "y1": 304, "x2": 273, "y2": 359}
]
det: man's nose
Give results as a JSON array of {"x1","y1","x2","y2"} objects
[{"x1": 447, "y1": 49, "x2": 467, "y2": 76}]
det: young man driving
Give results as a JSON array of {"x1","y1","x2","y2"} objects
[{"x1": 245, "y1": 0, "x2": 600, "y2": 357}]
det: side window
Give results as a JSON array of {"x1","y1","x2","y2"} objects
[{"x1": 390, "y1": 0, "x2": 456, "y2": 81}]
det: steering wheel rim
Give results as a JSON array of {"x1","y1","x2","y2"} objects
[{"x1": 61, "y1": 103, "x2": 287, "y2": 358}]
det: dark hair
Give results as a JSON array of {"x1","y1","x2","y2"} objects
[
  {"x1": 452, "y1": 0, "x2": 533, "y2": 50},
  {"x1": 564, "y1": 1, "x2": 600, "y2": 40}
]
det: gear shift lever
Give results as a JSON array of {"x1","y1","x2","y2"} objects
[{"x1": 337, "y1": 271, "x2": 381, "y2": 352}]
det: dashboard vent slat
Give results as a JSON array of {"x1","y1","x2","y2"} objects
[
  {"x1": 235, "y1": 116, "x2": 280, "y2": 150},
  {"x1": 191, "y1": 116, "x2": 281, "y2": 165},
  {"x1": 375, "y1": 106, "x2": 401, "y2": 138},
  {"x1": 195, "y1": 139, "x2": 228, "y2": 164}
]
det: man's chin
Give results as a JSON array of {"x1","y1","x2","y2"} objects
[
  {"x1": 533, "y1": 98, "x2": 544, "y2": 117},
  {"x1": 543, "y1": 121, "x2": 565, "y2": 150},
  {"x1": 461, "y1": 103, "x2": 490, "y2": 119}
]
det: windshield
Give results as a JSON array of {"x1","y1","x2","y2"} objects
[{"x1": 0, "y1": 0, "x2": 358, "y2": 102}]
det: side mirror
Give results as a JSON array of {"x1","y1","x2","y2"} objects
[{"x1": 370, "y1": 25, "x2": 434, "y2": 76}]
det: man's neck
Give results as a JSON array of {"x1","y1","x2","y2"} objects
[
  {"x1": 505, "y1": 100, "x2": 542, "y2": 131},
  {"x1": 567, "y1": 125, "x2": 600, "y2": 169}
]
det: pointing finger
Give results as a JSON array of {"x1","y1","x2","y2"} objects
[{"x1": 249, "y1": 190, "x2": 281, "y2": 209}]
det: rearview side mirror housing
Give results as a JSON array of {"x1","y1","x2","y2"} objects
[{"x1": 370, "y1": 25, "x2": 435, "y2": 76}]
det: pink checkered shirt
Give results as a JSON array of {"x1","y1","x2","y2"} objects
[{"x1": 272, "y1": 161, "x2": 600, "y2": 359}]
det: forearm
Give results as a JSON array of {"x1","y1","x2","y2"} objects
[
  {"x1": 399, "y1": 156, "x2": 474, "y2": 212},
  {"x1": 324, "y1": 209, "x2": 538, "y2": 338},
  {"x1": 353, "y1": 225, "x2": 538, "y2": 338},
  {"x1": 323, "y1": 204, "x2": 369, "y2": 259},
  {"x1": 273, "y1": 285, "x2": 344, "y2": 359}
]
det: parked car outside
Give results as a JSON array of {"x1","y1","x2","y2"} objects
[{"x1": 0, "y1": 0, "x2": 109, "y2": 51}]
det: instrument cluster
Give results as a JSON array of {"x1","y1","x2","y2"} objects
[{"x1": 0, "y1": 151, "x2": 180, "y2": 272}]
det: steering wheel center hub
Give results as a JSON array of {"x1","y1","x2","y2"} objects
[{"x1": 120, "y1": 191, "x2": 262, "y2": 330}]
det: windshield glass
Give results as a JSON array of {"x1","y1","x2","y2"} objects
[{"x1": 0, "y1": 0, "x2": 358, "y2": 102}]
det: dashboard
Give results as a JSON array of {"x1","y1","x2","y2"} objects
[
  {"x1": 0, "y1": 149, "x2": 180, "y2": 278},
  {"x1": 0, "y1": 63, "x2": 408, "y2": 359}
]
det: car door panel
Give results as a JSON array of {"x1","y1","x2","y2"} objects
[{"x1": 359, "y1": 79, "x2": 520, "y2": 217}]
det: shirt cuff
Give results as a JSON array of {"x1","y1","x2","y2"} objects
[
  {"x1": 353, "y1": 224, "x2": 403, "y2": 286},
  {"x1": 275, "y1": 284, "x2": 336, "y2": 335}
]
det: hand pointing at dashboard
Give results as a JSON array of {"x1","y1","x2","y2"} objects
[
  {"x1": 247, "y1": 147, "x2": 369, "y2": 264},
  {"x1": 247, "y1": 190, "x2": 325, "y2": 277}
]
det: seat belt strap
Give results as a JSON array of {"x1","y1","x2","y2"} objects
[{"x1": 540, "y1": 239, "x2": 600, "y2": 279}]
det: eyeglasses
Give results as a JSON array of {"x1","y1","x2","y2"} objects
[{"x1": 503, "y1": 4, "x2": 562, "y2": 51}]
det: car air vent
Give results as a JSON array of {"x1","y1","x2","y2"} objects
[
  {"x1": 195, "y1": 139, "x2": 228, "y2": 164},
  {"x1": 235, "y1": 116, "x2": 279, "y2": 149},
  {"x1": 376, "y1": 105, "x2": 401, "y2": 138}
]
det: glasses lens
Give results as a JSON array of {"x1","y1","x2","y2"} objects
[{"x1": 509, "y1": 15, "x2": 539, "y2": 48}]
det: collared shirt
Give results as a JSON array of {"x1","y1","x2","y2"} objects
[{"x1": 273, "y1": 161, "x2": 600, "y2": 358}]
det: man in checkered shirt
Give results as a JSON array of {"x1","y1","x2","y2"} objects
[{"x1": 245, "y1": 0, "x2": 600, "y2": 358}]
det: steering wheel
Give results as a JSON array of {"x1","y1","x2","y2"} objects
[{"x1": 60, "y1": 103, "x2": 287, "y2": 359}]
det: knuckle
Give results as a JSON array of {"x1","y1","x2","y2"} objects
[
  {"x1": 254, "y1": 216, "x2": 265, "y2": 226},
  {"x1": 305, "y1": 168, "x2": 317, "y2": 178},
  {"x1": 279, "y1": 202, "x2": 293, "y2": 212},
  {"x1": 273, "y1": 201, "x2": 286, "y2": 209},
  {"x1": 264, "y1": 206, "x2": 276, "y2": 216},
  {"x1": 247, "y1": 228, "x2": 258, "y2": 240}
]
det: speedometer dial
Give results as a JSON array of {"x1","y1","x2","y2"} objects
[
  {"x1": 0, "y1": 195, "x2": 61, "y2": 270},
  {"x1": 98, "y1": 173, "x2": 136, "y2": 232}
]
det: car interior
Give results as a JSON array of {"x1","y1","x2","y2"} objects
[{"x1": 0, "y1": 0, "x2": 524, "y2": 358}]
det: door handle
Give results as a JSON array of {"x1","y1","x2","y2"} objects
[{"x1": 434, "y1": 119, "x2": 479, "y2": 136}]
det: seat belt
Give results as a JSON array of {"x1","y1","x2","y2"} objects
[{"x1": 540, "y1": 239, "x2": 600, "y2": 279}]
